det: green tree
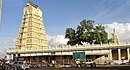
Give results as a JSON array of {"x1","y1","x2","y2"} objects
[
  {"x1": 108, "y1": 38, "x2": 112, "y2": 43},
  {"x1": 94, "y1": 24, "x2": 108, "y2": 44},
  {"x1": 65, "y1": 28, "x2": 77, "y2": 45},
  {"x1": 79, "y1": 19, "x2": 94, "y2": 44},
  {"x1": 65, "y1": 19, "x2": 108, "y2": 46}
]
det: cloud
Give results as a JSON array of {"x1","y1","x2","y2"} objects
[
  {"x1": 47, "y1": 35, "x2": 69, "y2": 46},
  {"x1": 0, "y1": 38, "x2": 16, "y2": 44},
  {"x1": 0, "y1": 50, "x2": 6, "y2": 58},
  {"x1": 47, "y1": 22, "x2": 130, "y2": 46},
  {"x1": 104, "y1": 22, "x2": 130, "y2": 43},
  {"x1": 0, "y1": 38, "x2": 16, "y2": 57}
]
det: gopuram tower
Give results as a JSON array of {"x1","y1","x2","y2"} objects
[
  {"x1": 15, "y1": 1, "x2": 48, "y2": 49},
  {"x1": 111, "y1": 28, "x2": 119, "y2": 44}
]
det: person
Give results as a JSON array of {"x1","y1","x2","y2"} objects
[
  {"x1": 23, "y1": 60, "x2": 26, "y2": 64},
  {"x1": 75, "y1": 60, "x2": 80, "y2": 67},
  {"x1": 104, "y1": 61, "x2": 107, "y2": 65},
  {"x1": 52, "y1": 60, "x2": 55, "y2": 67}
]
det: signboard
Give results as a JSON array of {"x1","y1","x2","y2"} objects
[{"x1": 73, "y1": 52, "x2": 85, "y2": 60}]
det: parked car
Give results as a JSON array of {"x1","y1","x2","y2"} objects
[
  {"x1": 82, "y1": 59, "x2": 96, "y2": 67},
  {"x1": 111, "y1": 60, "x2": 129, "y2": 65},
  {"x1": 13, "y1": 61, "x2": 30, "y2": 70}
]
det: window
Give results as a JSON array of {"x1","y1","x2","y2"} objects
[
  {"x1": 51, "y1": 52, "x2": 55, "y2": 55},
  {"x1": 29, "y1": 23, "x2": 32, "y2": 26},
  {"x1": 30, "y1": 39, "x2": 32, "y2": 42},
  {"x1": 18, "y1": 54, "x2": 20, "y2": 57},
  {"x1": 30, "y1": 33, "x2": 32, "y2": 36},
  {"x1": 33, "y1": 57, "x2": 35, "y2": 60},
  {"x1": 28, "y1": 28, "x2": 31, "y2": 31},
  {"x1": 27, "y1": 39, "x2": 29, "y2": 42},
  {"x1": 63, "y1": 56, "x2": 67, "y2": 59},
  {"x1": 27, "y1": 33, "x2": 29, "y2": 36},
  {"x1": 27, "y1": 33, "x2": 32, "y2": 36},
  {"x1": 96, "y1": 55, "x2": 99, "y2": 58},
  {"x1": 105, "y1": 55, "x2": 108, "y2": 57},
  {"x1": 29, "y1": 7, "x2": 32, "y2": 12}
]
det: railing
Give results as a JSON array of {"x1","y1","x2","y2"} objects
[{"x1": 6, "y1": 43, "x2": 130, "y2": 54}]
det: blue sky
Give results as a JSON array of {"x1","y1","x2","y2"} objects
[{"x1": 1, "y1": 0, "x2": 130, "y2": 57}]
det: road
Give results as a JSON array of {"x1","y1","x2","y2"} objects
[
  {"x1": 29, "y1": 65, "x2": 130, "y2": 70},
  {"x1": 0, "y1": 65, "x2": 130, "y2": 70}
]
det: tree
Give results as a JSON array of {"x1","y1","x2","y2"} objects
[
  {"x1": 108, "y1": 38, "x2": 112, "y2": 43},
  {"x1": 65, "y1": 19, "x2": 108, "y2": 46},
  {"x1": 94, "y1": 24, "x2": 108, "y2": 44},
  {"x1": 80, "y1": 19, "x2": 94, "y2": 44},
  {"x1": 65, "y1": 28, "x2": 77, "y2": 45}
]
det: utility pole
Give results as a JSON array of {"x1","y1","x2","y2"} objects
[
  {"x1": 0, "y1": 1, "x2": 2, "y2": 58},
  {"x1": 0, "y1": 0, "x2": 2, "y2": 36}
]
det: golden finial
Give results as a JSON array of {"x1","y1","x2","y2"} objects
[{"x1": 113, "y1": 28, "x2": 115, "y2": 33}]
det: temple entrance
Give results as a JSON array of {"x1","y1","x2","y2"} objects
[
  {"x1": 121, "y1": 49, "x2": 127, "y2": 60},
  {"x1": 112, "y1": 50, "x2": 118, "y2": 60}
]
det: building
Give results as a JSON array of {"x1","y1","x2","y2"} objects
[
  {"x1": 6, "y1": 1, "x2": 130, "y2": 64},
  {"x1": 15, "y1": 1, "x2": 48, "y2": 49}
]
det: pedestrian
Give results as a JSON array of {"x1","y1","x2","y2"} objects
[
  {"x1": 104, "y1": 61, "x2": 107, "y2": 65},
  {"x1": 52, "y1": 60, "x2": 55, "y2": 67},
  {"x1": 76, "y1": 60, "x2": 80, "y2": 67}
]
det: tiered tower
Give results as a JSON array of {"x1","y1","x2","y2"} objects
[
  {"x1": 111, "y1": 28, "x2": 119, "y2": 44},
  {"x1": 15, "y1": 1, "x2": 48, "y2": 49}
]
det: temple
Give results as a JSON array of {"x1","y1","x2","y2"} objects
[
  {"x1": 15, "y1": 1, "x2": 48, "y2": 49},
  {"x1": 6, "y1": 1, "x2": 130, "y2": 65}
]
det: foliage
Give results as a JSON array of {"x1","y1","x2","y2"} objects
[
  {"x1": 65, "y1": 19, "x2": 108, "y2": 46},
  {"x1": 108, "y1": 38, "x2": 112, "y2": 43}
]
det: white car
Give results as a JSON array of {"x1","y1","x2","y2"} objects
[
  {"x1": 83, "y1": 59, "x2": 96, "y2": 67},
  {"x1": 112, "y1": 60, "x2": 129, "y2": 65}
]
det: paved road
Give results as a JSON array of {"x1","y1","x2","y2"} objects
[
  {"x1": 29, "y1": 65, "x2": 130, "y2": 70},
  {"x1": 0, "y1": 65, "x2": 130, "y2": 70}
]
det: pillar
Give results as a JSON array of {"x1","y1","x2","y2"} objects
[
  {"x1": 109, "y1": 49, "x2": 112, "y2": 60},
  {"x1": 15, "y1": 54, "x2": 18, "y2": 61},
  {"x1": 127, "y1": 48, "x2": 130, "y2": 60},
  {"x1": 118, "y1": 49, "x2": 121, "y2": 60},
  {"x1": 100, "y1": 41, "x2": 102, "y2": 46},
  {"x1": 6, "y1": 55, "x2": 10, "y2": 60},
  {"x1": 11, "y1": 54, "x2": 14, "y2": 60}
]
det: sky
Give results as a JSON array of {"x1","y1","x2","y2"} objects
[{"x1": 1, "y1": 0, "x2": 130, "y2": 57}]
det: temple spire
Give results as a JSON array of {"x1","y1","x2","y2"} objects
[
  {"x1": 26, "y1": 0, "x2": 38, "y2": 8},
  {"x1": 113, "y1": 28, "x2": 115, "y2": 33},
  {"x1": 111, "y1": 28, "x2": 119, "y2": 44}
]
